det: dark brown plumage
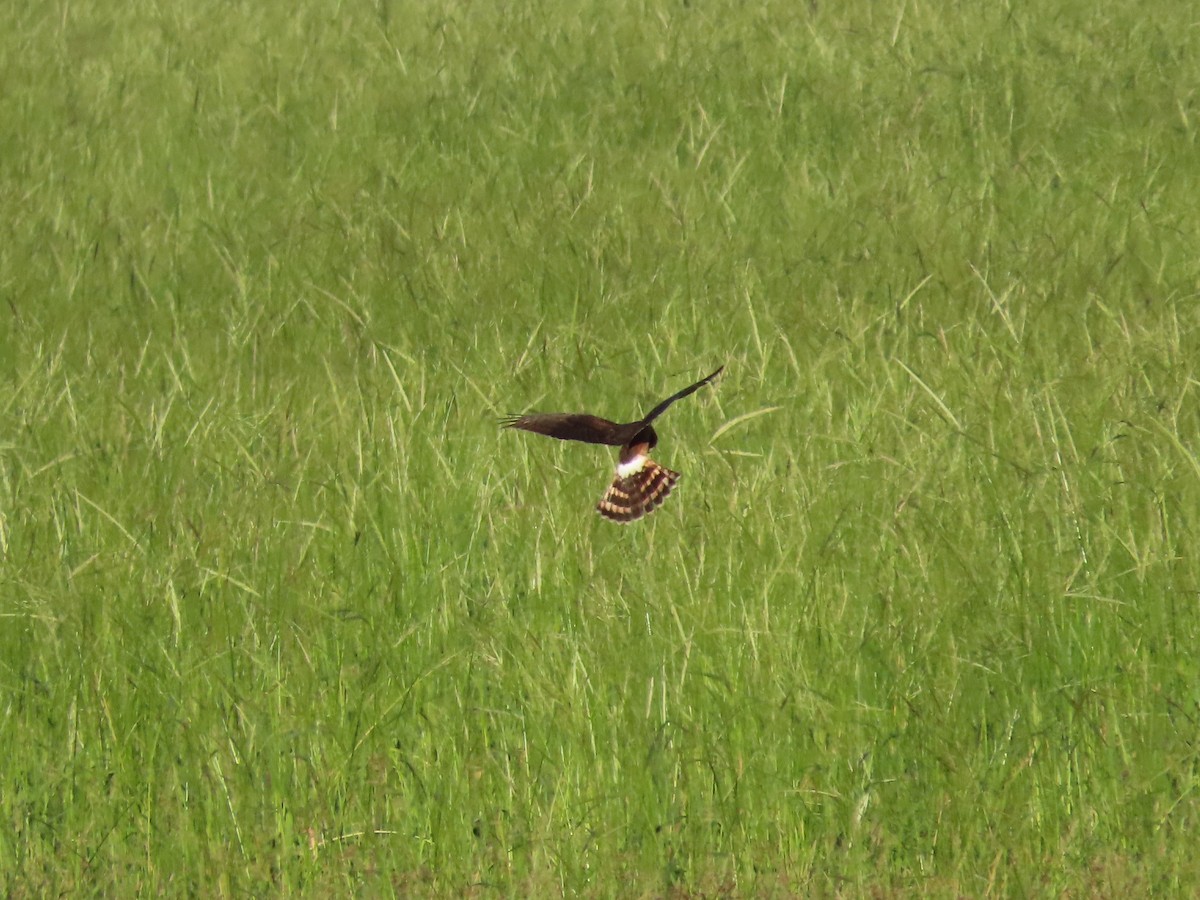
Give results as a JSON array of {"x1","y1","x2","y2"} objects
[{"x1": 502, "y1": 366, "x2": 722, "y2": 522}]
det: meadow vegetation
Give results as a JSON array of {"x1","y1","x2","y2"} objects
[{"x1": 1, "y1": 0, "x2": 1198, "y2": 894}]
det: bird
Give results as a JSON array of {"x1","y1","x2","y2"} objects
[{"x1": 502, "y1": 366, "x2": 723, "y2": 523}]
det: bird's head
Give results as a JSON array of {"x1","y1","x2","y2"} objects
[{"x1": 631, "y1": 424, "x2": 658, "y2": 448}]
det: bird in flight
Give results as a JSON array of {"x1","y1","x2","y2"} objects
[{"x1": 502, "y1": 366, "x2": 723, "y2": 523}]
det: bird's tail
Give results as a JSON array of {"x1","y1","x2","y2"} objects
[{"x1": 596, "y1": 460, "x2": 680, "y2": 523}]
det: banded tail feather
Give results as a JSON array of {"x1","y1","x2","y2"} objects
[{"x1": 596, "y1": 458, "x2": 680, "y2": 524}]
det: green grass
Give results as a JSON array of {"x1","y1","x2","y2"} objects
[{"x1": 2, "y1": 0, "x2": 1199, "y2": 894}]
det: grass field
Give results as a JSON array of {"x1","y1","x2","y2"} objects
[{"x1": 3, "y1": 0, "x2": 1199, "y2": 895}]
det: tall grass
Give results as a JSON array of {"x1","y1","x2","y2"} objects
[{"x1": 2, "y1": 0, "x2": 1198, "y2": 894}]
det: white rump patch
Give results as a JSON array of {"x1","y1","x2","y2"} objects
[{"x1": 616, "y1": 455, "x2": 648, "y2": 478}]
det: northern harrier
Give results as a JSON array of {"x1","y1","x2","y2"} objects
[{"x1": 502, "y1": 366, "x2": 723, "y2": 523}]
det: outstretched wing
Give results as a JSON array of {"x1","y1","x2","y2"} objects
[
  {"x1": 639, "y1": 365, "x2": 724, "y2": 425},
  {"x1": 501, "y1": 413, "x2": 627, "y2": 446},
  {"x1": 596, "y1": 457, "x2": 680, "y2": 523}
]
